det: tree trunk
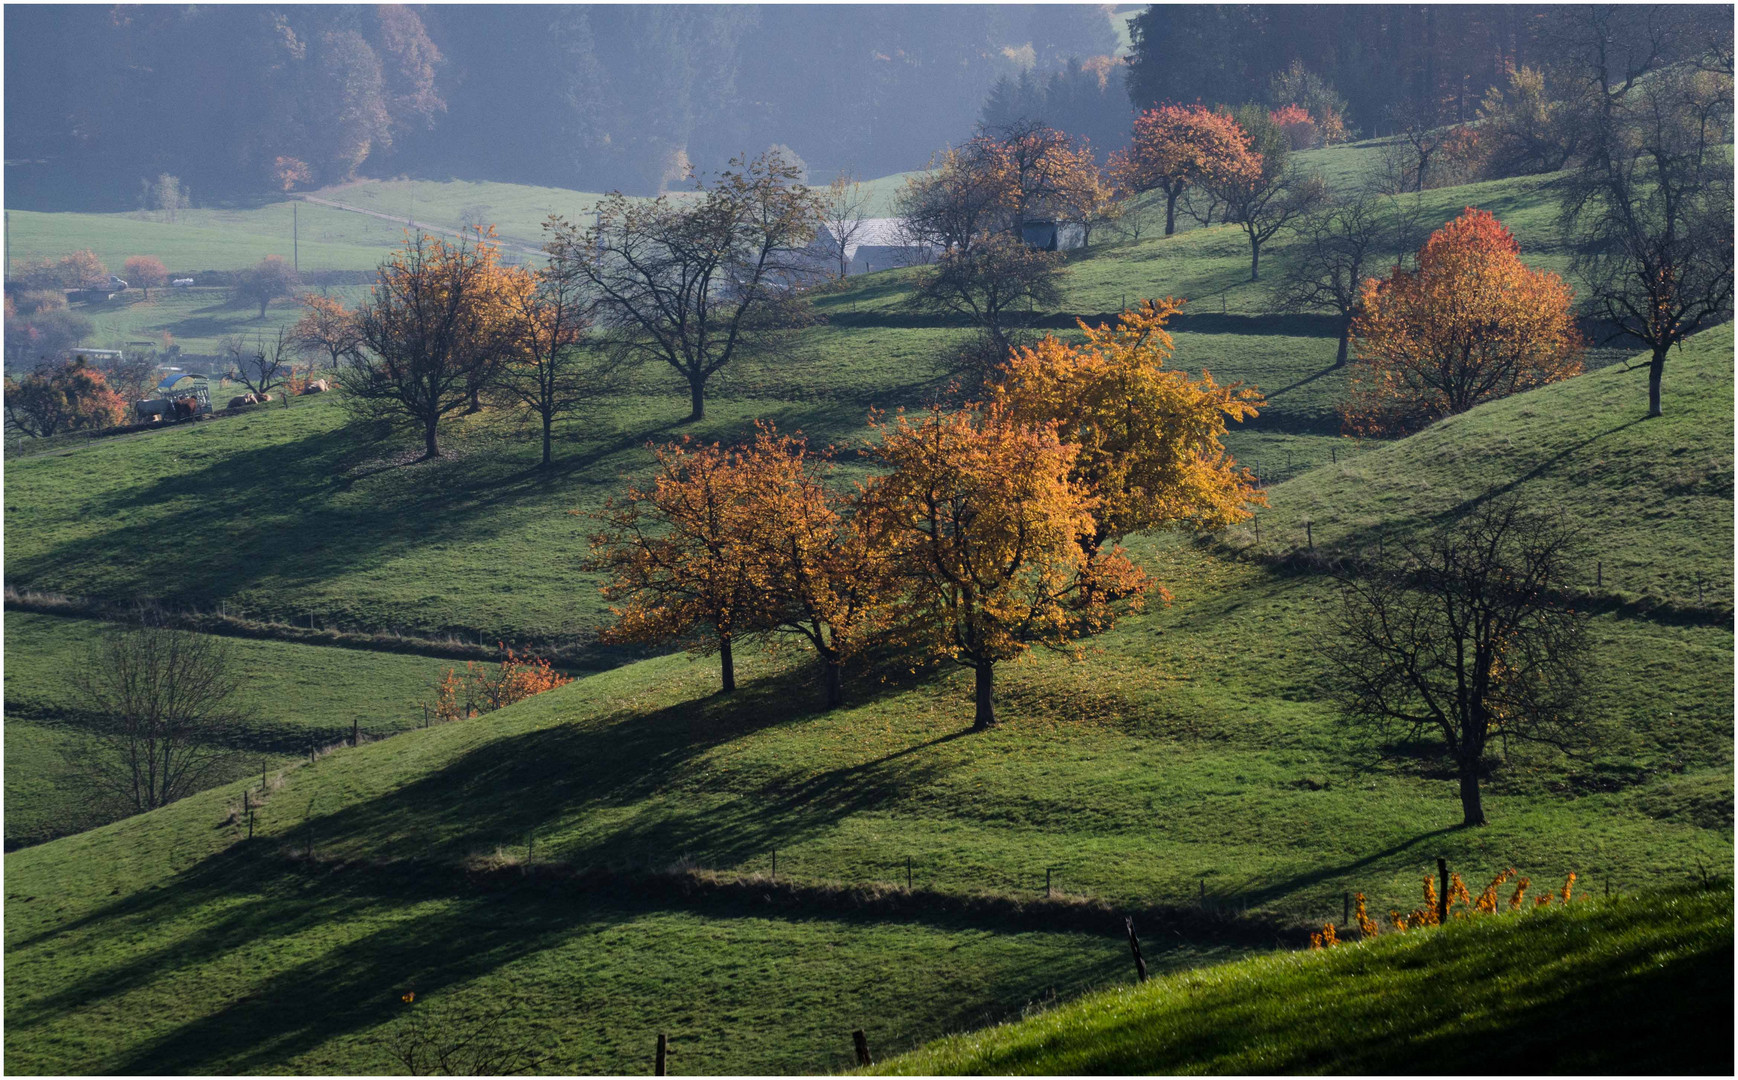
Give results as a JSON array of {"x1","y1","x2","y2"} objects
[
  {"x1": 718, "y1": 633, "x2": 736, "y2": 693},
  {"x1": 1458, "y1": 759, "x2": 1486, "y2": 827},
  {"x1": 422, "y1": 415, "x2": 440, "y2": 459},
  {"x1": 1248, "y1": 235, "x2": 1261, "y2": 281},
  {"x1": 1648, "y1": 344, "x2": 1667, "y2": 418},
  {"x1": 972, "y1": 662, "x2": 995, "y2": 731},
  {"x1": 467, "y1": 385, "x2": 483, "y2": 413},
  {"x1": 1164, "y1": 190, "x2": 1178, "y2": 236},
  {"x1": 821, "y1": 658, "x2": 844, "y2": 709},
  {"x1": 688, "y1": 378, "x2": 706, "y2": 423},
  {"x1": 541, "y1": 412, "x2": 554, "y2": 468},
  {"x1": 1336, "y1": 320, "x2": 1351, "y2": 367}
]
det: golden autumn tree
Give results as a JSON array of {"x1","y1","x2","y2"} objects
[
  {"x1": 589, "y1": 437, "x2": 764, "y2": 693},
  {"x1": 995, "y1": 299, "x2": 1266, "y2": 563},
  {"x1": 344, "y1": 229, "x2": 532, "y2": 458},
  {"x1": 1114, "y1": 105, "x2": 1258, "y2": 236},
  {"x1": 1344, "y1": 208, "x2": 1584, "y2": 436},
  {"x1": 862, "y1": 404, "x2": 1149, "y2": 731},
  {"x1": 735, "y1": 425, "x2": 891, "y2": 709},
  {"x1": 291, "y1": 293, "x2": 364, "y2": 371}
]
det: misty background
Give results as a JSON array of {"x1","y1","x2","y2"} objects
[{"x1": 5, "y1": 4, "x2": 1719, "y2": 210}]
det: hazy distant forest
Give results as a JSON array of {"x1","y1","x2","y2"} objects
[{"x1": 9, "y1": 4, "x2": 1719, "y2": 209}]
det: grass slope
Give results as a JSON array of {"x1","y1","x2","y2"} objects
[
  {"x1": 1250, "y1": 323, "x2": 1735, "y2": 611},
  {"x1": 6, "y1": 336, "x2": 1732, "y2": 1065},
  {"x1": 3, "y1": 612, "x2": 461, "y2": 848},
  {"x1": 872, "y1": 889, "x2": 1735, "y2": 1075},
  {"x1": 4, "y1": 152, "x2": 1730, "y2": 1072}
]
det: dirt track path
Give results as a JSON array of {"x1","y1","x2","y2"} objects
[{"x1": 297, "y1": 195, "x2": 547, "y2": 259}]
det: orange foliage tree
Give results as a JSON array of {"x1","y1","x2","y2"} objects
[
  {"x1": 861, "y1": 404, "x2": 1149, "y2": 730},
  {"x1": 1344, "y1": 208, "x2": 1584, "y2": 437},
  {"x1": 734, "y1": 425, "x2": 891, "y2": 709},
  {"x1": 291, "y1": 293, "x2": 364, "y2": 371},
  {"x1": 1113, "y1": 104, "x2": 1258, "y2": 236},
  {"x1": 900, "y1": 122, "x2": 1114, "y2": 252},
  {"x1": 995, "y1": 299, "x2": 1266, "y2": 563},
  {"x1": 590, "y1": 426, "x2": 891, "y2": 709},
  {"x1": 123, "y1": 255, "x2": 168, "y2": 299},
  {"x1": 3, "y1": 357, "x2": 128, "y2": 437},
  {"x1": 589, "y1": 437, "x2": 765, "y2": 693},
  {"x1": 498, "y1": 252, "x2": 603, "y2": 468},
  {"x1": 344, "y1": 229, "x2": 533, "y2": 458}
]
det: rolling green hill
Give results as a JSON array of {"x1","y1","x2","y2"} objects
[
  {"x1": 5, "y1": 322, "x2": 1730, "y2": 1072},
  {"x1": 870, "y1": 889, "x2": 1735, "y2": 1075},
  {"x1": 3, "y1": 156, "x2": 1649, "y2": 649},
  {"x1": 3, "y1": 612, "x2": 462, "y2": 849},
  {"x1": 5, "y1": 142, "x2": 1731, "y2": 1074},
  {"x1": 1250, "y1": 323, "x2": 1734, "y2": 612}
]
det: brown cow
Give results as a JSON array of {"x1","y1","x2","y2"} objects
[{"x1": 302, "y1": 379, "x2": 330, "y2": 394}]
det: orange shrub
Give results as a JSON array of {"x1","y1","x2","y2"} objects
[{"x1": 425, "y1": 647, "x2": 571, "y2": 724}]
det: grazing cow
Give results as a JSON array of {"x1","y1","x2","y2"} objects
[
  {"x1": 303, "y1": 379, "x2": 330, "y2": 394},
  {"x1": 257, "y1": 393, "x2": 273, "y2": 403},
  {"x1": 228, "y1": 395, "x2": 254, "y2": 409},
  {"x1": 134, "y1": 398, "x2": 170, "y2": 422},
  {"x1": 173, "y1": 397, "x2": 199, "y2": 419}
]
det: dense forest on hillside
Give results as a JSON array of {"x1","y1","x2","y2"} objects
[
  {"x1": 2, "y1": 4, "x2": 1116, "y2": 208},
  {"x1": 9, "y1": 4, "x2": 1727, "y2": 212}
]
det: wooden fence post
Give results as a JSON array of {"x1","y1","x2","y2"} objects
[
  {"x1": 1343, "y1": 891, "x2": 1350, "y2": 929},
  {"x1": 771, "y1": 849, "x2": 777, "y2": 885},
  {"x1": 906, "y1": 856, "x2": 912, "y2": 892},
  {"x1": 654, "y1": 1033, "x2": 667, "y2": 1076},
  {"x1": 1124, "y1": 917, "x2": 1148, "y2": 982},
  {"x1": 1046, "y1": 867, "x2": 1052, "y2": 898},
  {"x1": 1436, "y1": 857, "x2": 1449, "y2": 924},
  {"x1": 852, "y1": 1029, "x2": 873, "y2": 1067}
]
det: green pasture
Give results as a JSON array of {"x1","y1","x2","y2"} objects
[{"x1": 3, "y1": 612, "x2": 461, "y2": 848}]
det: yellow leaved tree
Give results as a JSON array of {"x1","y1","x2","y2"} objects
[
  {"x1": 861, "y1": 403, "x2": 1150, "y2": 730},
  {"x1": 994, "y1": 299, "x2": 1266, "y2": 564}
]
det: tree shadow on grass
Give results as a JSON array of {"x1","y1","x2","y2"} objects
[{"x1": 8, "y1": 410, "x2": 682, "y2": 634}]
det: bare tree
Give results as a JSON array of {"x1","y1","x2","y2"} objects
[
  {"x1": 1328, "y1": 500, "x2": 1590, "y2": 827},
  {"x1": 388, "y1": 997, "x2": 537, "y2": 1076},
  {"x1": 544, "y1": 150, "x2": 824, "y2": 423},
  {"x1": 71, "y1": 617, "x2": 246, "y2": 815},
  {"x1": 1202, "y1": 161, "x2": 1326, "y2": 282},
  {"x1": 1273, "y1": 190, "x2": 1425, "y2": 366},
  {"x1": 907, "y1": 234, "x2": 1064, "y2": 386},
  {"x1": 818, "y1": 172, "x2": 874, "y2": 279},
  {"x1": 1560, "y1": 61, "x2": 1735, "y2": 417},
  {"x1": 233, "y1": 328, "x2": 294, "y2": 399}
]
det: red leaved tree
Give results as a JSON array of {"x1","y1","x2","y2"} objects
[
  {"x1": 1344, "y1": 208, "x2": 1584, "y2": 437},
  {"x1": 1112, "y1": 104, "x2": 1258, "y2": 236}
]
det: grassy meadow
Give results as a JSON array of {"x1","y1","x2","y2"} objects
[
  {"x1": 3, "y1": 135, "x2": 1732, "y2": 1074},
  {"x1": 3, "y1": 612, "x2": 463, "y2": 848}
]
